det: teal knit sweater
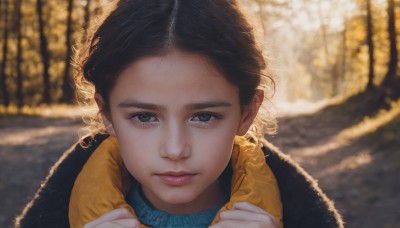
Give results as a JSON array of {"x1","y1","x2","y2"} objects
[{"x1": 127, "y1": 187, "x2": 223, "y2": 227}]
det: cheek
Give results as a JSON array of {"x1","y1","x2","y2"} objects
[
  {"x1": 193, "y1": 125, "x2": 236, "y2": 167},
  {"x1": 199, "y1": 131, "x2": 234, "y2": 152},
  {"x1": 200, "y1": 139, "x2": 233, "y2": 178},
  {"x1": 191, "y1": 113, "x2": 241, "y2": 157},
  {"x1": 118, "y1": 140, "x2": 156, "y2": 183},
  {"x1": 115, "y1": 129, "x2": 157, "y2": 175}
]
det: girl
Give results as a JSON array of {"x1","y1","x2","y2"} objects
[{"x1": 16, "y1": 0, "x2": 343, "y2": 227}]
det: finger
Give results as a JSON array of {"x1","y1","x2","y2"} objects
[
  {"x1": 89, "y1": 220, "x2": 137, "y2": 228},
  {"x1": 209, "y1": 220, "x2": 254, "y2": 228},
  {"x1": 220, "y1": 205, "x2": 279, "y2": 227},
  {"x1": 85, "y1": 208, "x2": 134, "y2": 227},
  {"x1": 231, "y1": 202, "x2": 267, "y2": 214},
  {"x1": 112, "y1": 219, "x2": 140, "y2": 227},
  {"x1": 220, "y1": 209, "x2": 272, "y2": 222}
]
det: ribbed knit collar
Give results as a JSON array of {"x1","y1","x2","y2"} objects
[{"x1": 127, "y1": 186, "x2": 224, "y2": 227}]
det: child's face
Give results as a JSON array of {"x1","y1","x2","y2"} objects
[{"x1": 100, "y1": 50, "x2": 256, "y2": 213}]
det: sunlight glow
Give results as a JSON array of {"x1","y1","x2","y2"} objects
[
  {"x1": 316, "y1": 151, "x2": 373, "y2": 178},
  {"x1": 0, "y1": 126, "x2": 77, "y2": 146},
  {"x1": 0, "y1": 105, "x2": 86, "y2": 118},
  {"x1": 290, "y1": 100, "x2": 400, "y2": 158},
  {"x1": 288, "y1": 0, "x2": 357, "y2": 31},
  {"x1": 339, "y1": 101, "x2": 400, "y2": 140}
]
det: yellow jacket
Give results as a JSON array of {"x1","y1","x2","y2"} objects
[{"x1": 69, "y1": 136, "x2": 283, "y2": 227}]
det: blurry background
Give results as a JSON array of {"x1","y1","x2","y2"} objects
[{"x1": 0, "y1": 0, "x2": 399, "y2": 227}]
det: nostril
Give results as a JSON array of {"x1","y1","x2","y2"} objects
[{"x1": 162, "y1": 143, "x2": 190, "y2": 160}]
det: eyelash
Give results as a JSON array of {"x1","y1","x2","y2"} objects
[
  {"x1": 128, "y1": 112, "x2": 222, "y2": 125},
  {"x1": 130, "y1": 112, "x2": 158, "y2": 124},
  {"x1": 191, "y1": 112, "x2": 222, "y2": 122}
]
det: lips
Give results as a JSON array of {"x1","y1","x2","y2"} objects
[{"x1": 156, "y1": 171, "x2": 196, "y2": 186}]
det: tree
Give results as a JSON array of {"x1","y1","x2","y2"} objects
[
  {"x1": 382, "y1": 0, "x2": 398, "y2": 89},
  {"x1": 318, "y1": 0, "x2": 330, "y2": 66},
  {"x1": 15, "y1": 0, "x2": 23, "y2": 109},
  {"x1": 0, "y1": 0, "x2": 2, "y2": 39},
  {"x1": 36, "y1": 0, "x2": 51, "y2": 104},
  {"x1": 366, "y1": 0, "x2": 375, "y2": 89},
  {"x1": 82, "y1": 0, "x2": 91, "y2": 44},
  {"x1": 60, "y1": 0, "x2": 74, "y2": 103},
  {"x1": 341, "y1": 11, "x2": 348, "y2": 90},
  {"x1": 0, "y1": 0, "x2": 10, "y2": 107}
]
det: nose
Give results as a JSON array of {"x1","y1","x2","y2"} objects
[{"x1": 160, "y1": 121, "x2": 191, "y2": 161}]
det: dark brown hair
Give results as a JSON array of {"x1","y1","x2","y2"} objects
[{"x1": 74, "y1": 0, "x2": 275, "y2": 136}]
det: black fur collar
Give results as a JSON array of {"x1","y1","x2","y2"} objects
[{"x1": 15, "y1": 134, "x2": 343, "y2": 228}]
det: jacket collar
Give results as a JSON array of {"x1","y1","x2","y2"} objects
[{"x1": 69, "y1": 136, "x2": 282, "y2": 227}]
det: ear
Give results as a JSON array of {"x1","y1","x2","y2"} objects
[
  {"x1": 236, "y1": 90, "x2": 264, "y2": 136},
  {"x1": 95, "y1": 93, "x2": 116, "y2": 136}
]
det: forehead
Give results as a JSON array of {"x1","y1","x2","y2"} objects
[{"x1": 109, "y1": 50, "x2": 239, "y2": 105}]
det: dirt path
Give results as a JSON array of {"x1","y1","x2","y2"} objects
[
  {"x1": 267, "y1": 95, "x2": 400, "y2": 228},
  {"x1": 0, "y1": 115, "x2": 83, "y2": 228},
  {"x1": 1, "y1": 96, "x2": 399, "y2": 227}
]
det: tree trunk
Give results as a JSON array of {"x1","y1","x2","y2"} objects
[
  {"x1": 60, "y1": 0, "x2": 74, "y2": 103},
  {"x1": 318, "y1": 1, "x2": 330, "y2": 66},
  {"x1": 331, "y1": 55, "x2": 340, "y2": 97},
  {"x1": 0, "y1": 0, "x2": 10, "y2": 107},
  {"x1": 341, "y1": 10, "x2": 347, "y2": 86},
  {"x1": 0, "y1": 0, "x2": 3, "y2": 35},
  {"x1": 81, "y1": 0, "x2": 91, "y2": 44},
  {"x1": 36, "y1": 0, "x2": 51, "y2": 104},
  {"x1": 366, "y1": 0, "x2": 375, "y2": 89},
  {"x1": 331, "y1": 12, "x2": 348, "y2": 97},
  {"x1": 382, "y1": 0, "x2": 398, "y2": 87},
  {"x1": 15, "y1": 0, "x2": 23, "y2": 109}
]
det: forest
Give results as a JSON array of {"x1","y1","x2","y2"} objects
[
  {"x1": 0, "y1": 0, "x2": 399, "y2": 228},
  {"x1": 0, "y1": 0, "x2": 399, "y2": 107}
]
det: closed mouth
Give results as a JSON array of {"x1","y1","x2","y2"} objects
[
  {"x1": 156, "y1": 171, "x2": 197, "y2": 186},
  {"x1": 158, "y1": 171, "x2": 195, "y2": 176}
]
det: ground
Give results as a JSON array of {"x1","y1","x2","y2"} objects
[
  {"x1": 0, "y1": 114, "x2": 83, "y2": 228},
  {"x1": 267, "y1": 91, "x2": 400, "y2": 228},
  {"x1": 0, "y1": 92, "x2": 399, "y2": 227}
]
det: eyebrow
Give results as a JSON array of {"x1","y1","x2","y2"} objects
[
  {"x1": 118, "y1": 100, "x2": 163, "y2": 110},
  {"x1": 118, "y1": 100, "x2": 232, "y2": 110},
  {"x1": 185, "y1": 101, "x2": 232, "y2": 110}
]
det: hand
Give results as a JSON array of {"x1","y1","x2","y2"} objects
[
  {"x1": 209, "y1": 202, "x2": 279, "y2": 228},
  {"x1": 84, "y1": 208, "x2": 139, "y2": 228}
]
